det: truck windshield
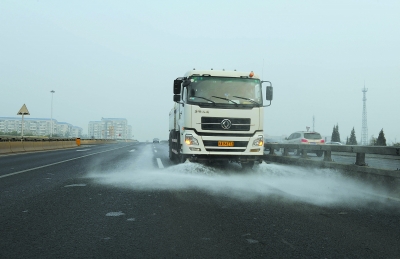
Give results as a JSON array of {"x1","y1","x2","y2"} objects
[{"x1": 186, "y1": 77, "x2": 262, "y2": 107}]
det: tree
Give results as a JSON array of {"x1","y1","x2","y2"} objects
[
  {"x1": 369, "y1": 135, "x2": 376, "y2": 146},
  {"x1": 331, "y1": 124, "x2": 341, "y2": 142},
  {"x1": 376, "y1": 129, "x2": 387, "y2": 146},
  {"x1": 348, "y1": 127, "x2": 358, "y2": 145}
]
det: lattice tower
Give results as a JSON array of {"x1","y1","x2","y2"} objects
[{"x1": 361, "y1": 85, "x2": 368, "y2": 145}]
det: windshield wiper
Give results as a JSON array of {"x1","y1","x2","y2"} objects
[
  {"x1": 191, "y1": 96, "x2": 216, "y2": 105},
  {"x1": 232, "y1": 96, "x2": 259, "y2": 105},
  {"x1": 211, "y1": 96, "x2": 238, "y2": 106}
]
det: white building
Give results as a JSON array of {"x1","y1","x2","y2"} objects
[
  {"x1": 88, "y1": 118, "x2": 132, "y2": 139},
  {"x1": 71, "y1": 126, "x2": 83, "y2": 138},
  {"x1": 0, "y1": 117, "x2": 82, "y2": 137}
]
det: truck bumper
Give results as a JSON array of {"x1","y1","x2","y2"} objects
[{"x1": 180, "y1": 130, "x2": 264, "y2": 162}]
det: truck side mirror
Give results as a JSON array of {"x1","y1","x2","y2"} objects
[
  {"x1": 173, "y1": 94, "x2": 181, "y2": 102},
  {"x1": 174, "y1": 80, "x2": 182, "y2": 95},
  {"x1": 266, "y1": 86, "x2": 273, "y2": 101}
]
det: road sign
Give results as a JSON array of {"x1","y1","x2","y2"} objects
[
  {"x1": 17, "y1": 104, "x2": 30, "y2": 138},
  {"x1": 17, "y1": 104, "x2": 30, "y2": 115}
]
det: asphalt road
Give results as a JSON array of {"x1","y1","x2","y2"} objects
[{"x1": 1, "y1": 142, "x2": 400, "y2": 258}]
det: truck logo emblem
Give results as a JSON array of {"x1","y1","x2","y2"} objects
[{"x1": 221, "y1": 119, "x2": 232, "y2": 130}]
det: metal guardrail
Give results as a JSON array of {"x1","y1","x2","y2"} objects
[
  {"x1": 265, "y1": 143, "x2": 400, "y2": 165},
  {"x1": 264, "y1": 143, "x2": 400, "y2": 179}
]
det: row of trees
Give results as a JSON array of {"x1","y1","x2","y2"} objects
[{"x1": 330, "y1": 124, "x2": 389, "y2": 146}]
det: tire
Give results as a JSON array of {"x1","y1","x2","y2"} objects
[
  {"x1": 168, "y1": 131, "x2": 174, "y2": 161},
  {"x1": 178, "y1": 154, "x2": 187, "y2": 164},
  {"x1": 316, "y1": 151, "x2": 323, "y2": 157}
]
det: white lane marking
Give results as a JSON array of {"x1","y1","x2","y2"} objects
[
  {"x1": 361, "y1": 191, "x2": 400, "y2": 202},
  {"x1": 154, "y1": 150, "x2": 157, "y2": 153},
  {"x1": 76, "y1": 149, "x2": 91, "y2": 152},
  {"x1": 156, "y1": 158, "x2": 164, "y2": 169},
  {"x1": 106, "y1": 211, "x2": 125, "y2": 217},
  {"x1": 129, "y1": 149, "x2": 135, "y2": 152},
  {"x1": 64, "y1": 184, "x2": 87, "y2": 187},
  {"x1": 0, "y1": 145, "x2": 129, "y2": 179}
]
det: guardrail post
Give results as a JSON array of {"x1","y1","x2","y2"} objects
[
  {"x1": 282, "y1": 148, "x2": 289, "y2": 156},
  {"x1": 355, "y1": 152, "x2": 367, "y2": 166},
  {"x1": 323, "y1": 150, "x2": 332, "y2": 161},
  {"x1": 301, "y1": 149, "x2": 308, "y2": 158},
  {"x1": 269, "y1": 147, "x2": 275, "y2": 155}
]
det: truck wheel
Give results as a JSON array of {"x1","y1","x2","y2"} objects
[
  {"x1": 179, "y1": 154, "x2": 187, "y2": 164},
  {"x1": 169, "y1": 146, "x2": 173, "y2": 161},
  {"x1": 168, "y1": 131, "x2": 174, "y2": 161}
]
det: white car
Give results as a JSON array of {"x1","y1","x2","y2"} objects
[{"x1": 284, "y1": 131, "x2": 325, "y2": 157}]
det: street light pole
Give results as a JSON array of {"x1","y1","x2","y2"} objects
[{"x1": 50, "y1": 90, "x2": 55, "y2": 137}]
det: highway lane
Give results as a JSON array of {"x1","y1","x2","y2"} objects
[{"x1": 1, "y1": 142, "x2": 400, "y2": 258}]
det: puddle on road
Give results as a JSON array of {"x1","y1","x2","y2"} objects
[{"x1": 87, "y1": 159, "x2": 395, "y2": 207}]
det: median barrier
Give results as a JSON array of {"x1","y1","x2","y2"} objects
[
  {"x1": 0, "y1": 141, "x2": 11, "y2": 154},
  {"x1": 9, "y1": 141, "x2": 26, "y2": 153},
  {"x1": 22, "y1": 141, "x2": 38, "y2": 152},
  {"x1": 42, "y1": 141, "x2": 58, "y2": 150},
  {"x1": 64, "y1": 140, "x2": 77, "y2": 148},
  {"x1": 55, "y1": 140, "x2": 64, "y2": 149},
  {"x1": 32, "y1": 141, "x2": 45, "y2": 151}
]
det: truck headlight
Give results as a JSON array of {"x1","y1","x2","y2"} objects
[
  {"x1": 185, "y1": 134, "x2": 199, "y2": 145},
  {"x1": 252, "y1": 135, "x2": 264, "y2": 147}
]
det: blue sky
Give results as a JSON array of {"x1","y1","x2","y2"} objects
[{"x1": 1, "y1": 0, "x2": 399, "y2": 143}]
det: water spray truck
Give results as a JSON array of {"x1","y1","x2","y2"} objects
[{"x1": 169, "y1": 69, "x2": 273, "y2": 169}]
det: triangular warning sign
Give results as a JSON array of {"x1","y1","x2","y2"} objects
[{"x1": 17, "y1": 104, "x2": 30, "y2": 115}]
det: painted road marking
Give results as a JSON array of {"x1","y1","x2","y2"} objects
[
  {"x1": 76, "y1": 149, "x2": 90, "y2": 152},
  {"x1": 0, "y1": 146, "x2": 128, "y2": 179},
  {"x1": 156, "y1": 158, "x2": 164, "y2": 169},
  {"x1": 154, "y1": 150, "x2": 157, "y2": 153},
  {"x1": 129, "y1": 149, "x2": 135, "y2": 152},
  {"x1": 361, "y1": 191, "x2": 400, "y2": 203}
]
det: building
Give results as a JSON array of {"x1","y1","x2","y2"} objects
[
  {"x1": 71, "y1": 126, "x2": 83, "y2": 138},
  {"x1": 88, "y1": 118, "x2": 132, "y2": 139},
  {"x1": 0, "y1": 117, "x2": 82, "y2": 137}
]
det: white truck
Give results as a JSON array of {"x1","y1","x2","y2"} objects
[{"x1": 169, "y1": 69, "x2": 273, "y2": 168}]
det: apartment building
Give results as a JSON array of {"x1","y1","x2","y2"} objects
[
  {"x1": 0, "y1": 117, "x2": 82, "y2": 137},
  {"x1": 88, "y1": 118, "x2": 132, "y2": 139}
]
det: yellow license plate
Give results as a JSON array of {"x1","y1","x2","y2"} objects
[{"x1": 218, "y1": 141, "x2": 234, "y2": 147}]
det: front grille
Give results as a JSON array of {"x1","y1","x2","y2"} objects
[
  {"x1": 201, "y1": 117, "x2": 251, "y2": 131},
  {"x1": 203, "y1": 140, "x2": 248, "y2": 147}
]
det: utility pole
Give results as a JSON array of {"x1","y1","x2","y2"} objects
[
  {"x1": 361, "y1": 84, "x2": 368, "y2": 145},
  {"x1": 313, "y1": 115, "x2": 315, "y2": 132},
  {"x1": 50, "y1": 90, "x2": 55, "y2": 137}
]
